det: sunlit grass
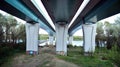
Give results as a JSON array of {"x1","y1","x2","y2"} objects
[{"x1": 57, "y1": 47, "x2": 115, "y2": 67}]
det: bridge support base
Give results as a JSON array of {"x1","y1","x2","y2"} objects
[
  {"x1": 82, "y1": 24, "x2": 96, "y2": 55},
  {"x1": 49, "y1": 36, "x2": 54, "y2": 45},
  {"x1": 68, "y1": 36, "x2": 73, "y2": 45},
  {"x1": 25, "y1": 23, "x2": 39, "y2": 55},
  {"x1": 55, "y1": 24, "x2": 68, "y2": 56}
]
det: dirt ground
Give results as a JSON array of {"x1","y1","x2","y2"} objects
[{"x1": 2, "y1": 47, "x2": 79, "y2": 67}]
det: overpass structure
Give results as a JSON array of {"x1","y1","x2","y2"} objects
[{"x1": 0, "y1": 0, "x2": 120, "y2": 55}]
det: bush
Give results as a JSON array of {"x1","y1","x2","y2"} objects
[
  {"x1": 113, "y1": 51, "x2": 120, "y2": 67},
  {"x1": 0, "y1": 42, "x2": 25, "y2": 66},
  {"x1": 110, "y1": 45, "x2": 120, "y2": 67},
  {"x1": 98, "y1": 45, "x2": 120, "y2": 67},
  {"x1": 67, "y1": 44, "x2": 73, "y2": 48}
]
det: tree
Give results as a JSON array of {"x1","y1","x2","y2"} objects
[
  {"x1": 0, "y1": 13, "x2": 26, "y2": 44},
  {"x1": 14, "y1": 23, "x2": 26, "y2": 43},
  {"x1": 4, "y1": 15, "x2": 18, "y2": 43},
  {"x1": 104, "y1": 21, "x2": 114, "y2": 49},
  {"x1": 114, "y1": 17, "x2": 120, "y2": 48},
  {"x1": 0, "y1": 14, "x2": 6, "y2": 43},
  {"x1": 96, "y1": 22, "x2": 104, "y2": 48}
]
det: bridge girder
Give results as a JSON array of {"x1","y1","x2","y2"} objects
[
  {"x1": 0, "y1": 0, "x2": 55, "y2": 35},
  {"x1": 69, "y1": 0, "x2": 120, "y2": 36}
]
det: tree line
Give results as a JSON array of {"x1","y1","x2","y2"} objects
[
  {"x1": 96, "y1": 17, "x2": 120, "y2": 49},
  {"x1": 0, "y1": 13, "x2": 26, "y2": 45},
  {"x1": 0, "y1": 13, "x2": 26, "y2": 65}
]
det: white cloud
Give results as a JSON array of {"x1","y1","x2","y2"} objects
[
  {"x1": 100, "y1": 13, "x2": 120, "y2": 23},
  {"x1": 39, "y1": 28, "x2": 48, "y2": 34},
  {"x1": 73, "y1": 29, "x2": 83, "y2": 36}
]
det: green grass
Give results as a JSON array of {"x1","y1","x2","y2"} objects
[
  {"x1": 73, "y1": 36, "x2": 83, "y2": 41},
  {"x1": 57, "y1": 47, "x2": 115, "y2": 67},
  {"x1": 39, "y1": 34, "x2": 49, "y2": 40}
]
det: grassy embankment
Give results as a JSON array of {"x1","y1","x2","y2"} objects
[
  {"x1": 57, "y1": 46, "x2": 120, "y2": 67},
  {"x1": 73, "y1": 36, "x2": 83, "y2": 41},
  {"x1": 39, "y1": 34, "x2": 49, "y2": 40}
]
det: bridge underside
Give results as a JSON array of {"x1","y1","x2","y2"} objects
[
  {"x1": 41, "y1": 0, "x2": 83, "y2": 24},
  {"x1": 0, "y1": 0, "x2": 120, "y2": 55},
  {"x1": 69, "y1": 0, "x2": 120, "y2": 35},
  {"x1": 0, "y1": 0, "x2": 55, "y2": 35}
]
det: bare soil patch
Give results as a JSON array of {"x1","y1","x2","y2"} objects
[{"x1": 2, "y1": 47, "x2": 79, "y2": 67}]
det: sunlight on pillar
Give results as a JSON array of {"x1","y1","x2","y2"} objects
[
  {"x1": 82, "y1": 24, "x2": 96, "y2": 54},
  {"x1": 26, "y1": 23, "x2": 39, "y2": 55}
]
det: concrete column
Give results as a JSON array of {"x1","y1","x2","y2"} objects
[
  {"x1": 55, "y1": 23, "x2": 68, "y2": 55},
  {"x1": 68, "y1": 36, "x2": 73, "y2": 45},
  {"x1": 82, "y1": 24, "x2": 96, "y2": 55},
  {"x1": 26, "y1": 23, "x2": 39, "y2": 55},
  {"x1": 49, "y1": 36, "x2": 54, "y2": 45}
]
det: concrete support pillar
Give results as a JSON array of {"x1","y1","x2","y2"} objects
[
  {"x1": 55, "y1": 24, "x2": 68, "y2": 55},
  {"x1": 49, "y1": 36, "x2": 54, "y2": 45},
  {"x1": 26, "y1": 23, "x2": 39, "y2": 55},
  {"x1": 82, "y1": 24, "x2": 96, "y2": 55},
  {"x1": 68, "y1": 36, "x2": 73, "y2": 45}
]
